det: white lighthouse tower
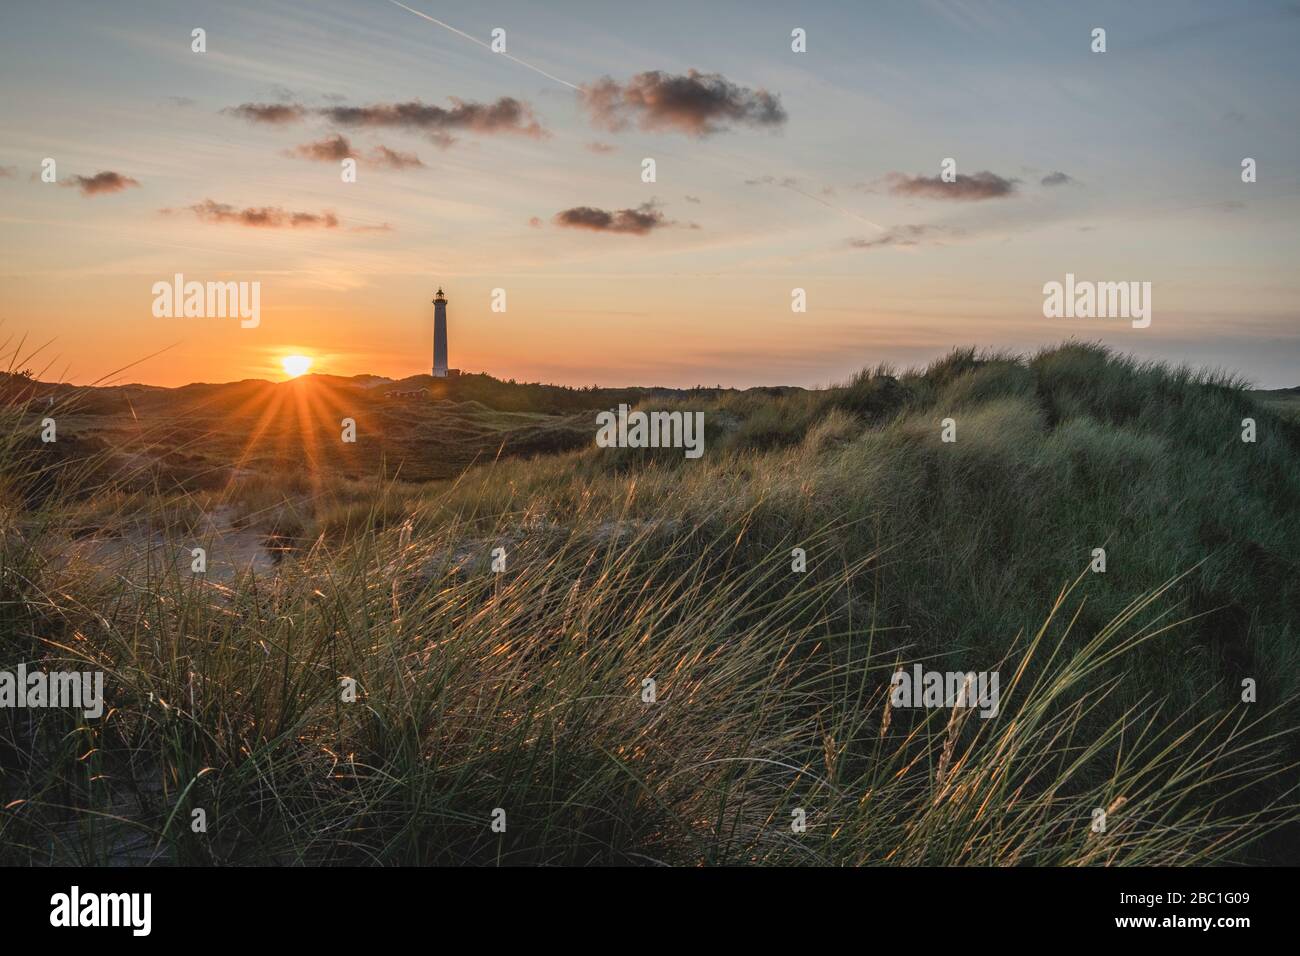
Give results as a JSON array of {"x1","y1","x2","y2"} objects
[{"x1": 432, "y1": 287, "x2": 449, "y2": 377}]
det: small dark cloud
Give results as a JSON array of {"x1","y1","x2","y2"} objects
[
  {"x1": 63, "y1": 171, "x2": 140, "y2": 196},
  {"x1": 552, "y1": 201, "x2": 669, "y2": 235},
  {"x1": 745, "y1": 175, "x2": 799, "y2": 187},
  {"x1": 581, "y1": 70, "x2": 786, "y2": 137},
  {"x1": 848, "y1": 224, "x2": 959, "y2": 250},
  {"x1": 288, "y1": 133, "x2": 353, "y2": 162},
  {"x1": 318, "y1": 97, "x2": 545, "y2": 145},
  {"x1": 1040, "y1": 171, "x2": 1074, "y2": 187},
  {"x1": 165, "y1": 96, "x2": 197, "y2": 109},
  {"x1": 887, "y1": 170, "x2": 1017, "y2": 201},
  {"x1": 175, "y1": 199, "x2": 339, "y2": 229},
  {"x1": 223, "y1": 102, "x2": 307, "y2": 124},
  {"x1": 225, "y1": 96, "x2": 546, "y2": 145},
  {"x1": 528, "y1": 216, "x2": 543, "y2": 228},
  {"x1": 369, "y1": 145, "x2": 425, "y2": 169},
  {"x1": 586, "y1": 141, "x2": 617, "y2": 154},
  {"x1": 350, "y1": 223, "x2": 394, "y2": 234},
  {"x1": 288, "y1": 137, "x2": 424, "y2": 169},
  {"x1": 0, "y1": 165, "x2": 17, "y2": 179}
]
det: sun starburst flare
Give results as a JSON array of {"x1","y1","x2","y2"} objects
[{"x1": 282, "y1": 355, "x2": 313, "y2": 378}]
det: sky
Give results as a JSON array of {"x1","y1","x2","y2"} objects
[{"x1": 1, "y1": 0, "x2": 1298, "y2": 388}]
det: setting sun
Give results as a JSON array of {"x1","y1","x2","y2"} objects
[{"x1": 282, "y1": 355, "x2": 313, "y2": 378}]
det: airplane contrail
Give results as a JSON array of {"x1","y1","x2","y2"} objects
[
  {"x1": 782, "y1": 182, "x2": 886, "y2": 232},
  {"x1": 386, "y1": 0, "x2": 580, "y2": 90}
]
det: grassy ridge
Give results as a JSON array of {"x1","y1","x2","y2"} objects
[{"x1": 1, "y1": 342, "x2": 1297, "y2": 865}]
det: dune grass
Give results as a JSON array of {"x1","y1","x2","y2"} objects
[{"x1": 1, "y1": 342, "x2": 1297, "y2": 865}]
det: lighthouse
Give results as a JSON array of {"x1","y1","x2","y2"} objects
[{"x1": 432, "y1": 287, "x2": 448, "y2": 377}]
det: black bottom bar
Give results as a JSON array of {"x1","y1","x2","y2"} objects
[{"x1": 1, "y1": 865, "x2": 1289, "y2": 941}]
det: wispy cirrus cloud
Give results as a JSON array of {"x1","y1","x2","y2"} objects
[
  {"x1": 848, "y1": 224, "x2": 963, "y2": 250},
  {"x1": 169, "y1": 199, "x2": 339, "y2": 229},
  {"x1": 887, "y1": 170, "x2": 1017, "y2": 201},
  {"x1": 552, "y1": 201, "x2": 670, "y2": 235},
  {"x1": 63, "y1": 171, "x2": 140, "y2": 196},
  {"x1": 580, "y1": 70, "x2": 786, "y2": 137}
]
